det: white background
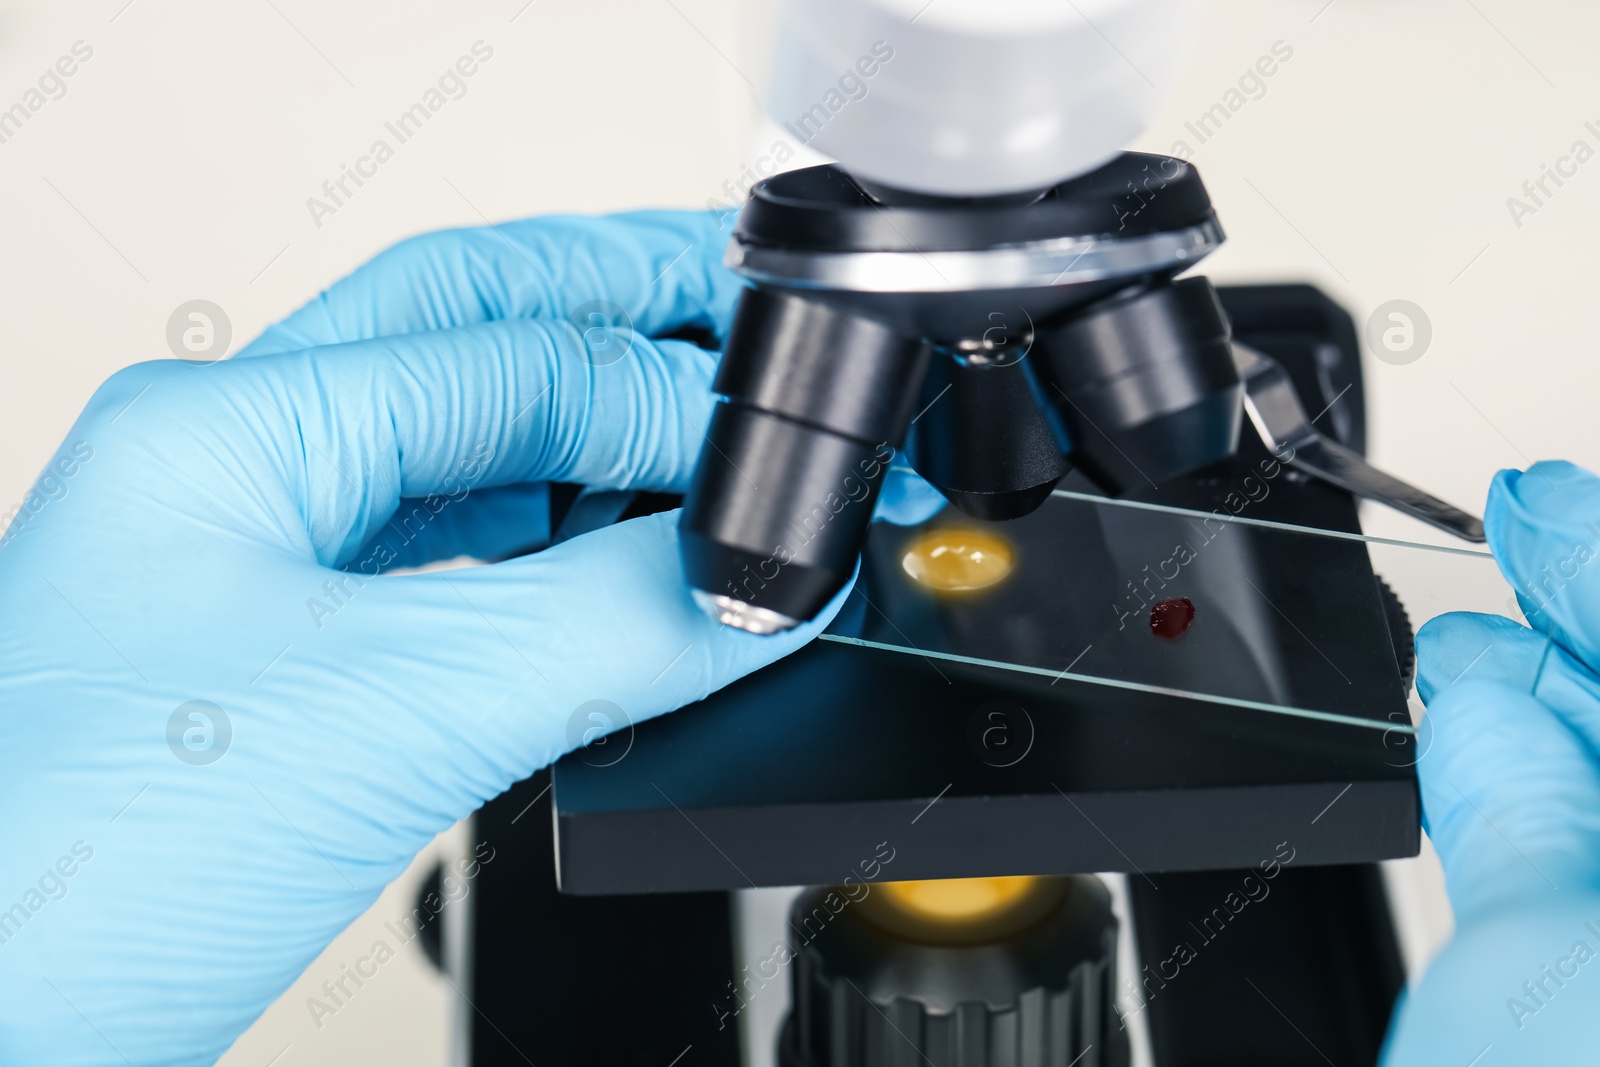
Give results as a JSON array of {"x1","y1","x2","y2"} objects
[{"x1": 2, "y1": 0, "x2": 1595, "y2": 1063}]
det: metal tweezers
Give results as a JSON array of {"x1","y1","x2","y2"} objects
[{"x1": 1233, "y1": 343, "x2": 1486, "y2": 543}]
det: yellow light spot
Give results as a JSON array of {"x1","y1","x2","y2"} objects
[
  {"x1": 858, "y1": 875, "x2": 1062, "y2": 945},
  {"x1": 900, "y1": 528, "x2": 1015, "y2": 592},
  {"x1": 877, "y1": 876, "x2": 1041, "y2": 922}
]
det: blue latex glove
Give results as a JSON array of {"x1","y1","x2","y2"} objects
[
  {"x1": 1385, "y1": 461, "x2": 1600, "y2": 1065},
  {"x1": 0, "y1": 210, "x2": 941, "y2": 1065}
]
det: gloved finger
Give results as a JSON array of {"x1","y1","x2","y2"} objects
[
  {"x1": 86, "y1": 327, "x2": 719, "y2": 568},
  {"x1": 1419, "y1": 611, "x2": 1600, "y2": 760},
  {"x1": 236, "y1": 211, "x2": 743, "y2": 357},
  {"x1": 1485, "y1": 461, "x2": 1600, "y2": 674},
  {"x1": 1412, "y1": 670, "x2": 1600, "y2": 924},
  {"x1": 362, "y1": 457, "x2": 945, "y2": 575},
  {"x1": 286, "y1": 510, "x2": 848, "y2": 811},
  {"x1": 366, "y1": 466, "x2": 945, "y2": 575},
  {"x1": 875, "y1": 461, "x2": 946, "y2": 525},
  {"x1": 1382, "y1": 897, "x2": 1600, "y2": 1066},
  {"x1": 1415, "y1": 611, "x2": 1548, "y2": 706},
  {"x1": 362, "y1": 482, "x2": 552, "y2": 572},
  {"x1": 360, "y1": 450, "x2": 946, "y2": 573}
]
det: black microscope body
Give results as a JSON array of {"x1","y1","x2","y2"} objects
[{"x1": 433, "y1": 155, "x2": 1433, "y2": 1067}]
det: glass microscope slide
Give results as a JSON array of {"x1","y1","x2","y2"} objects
[{"x1": 822, "y1": 490, "x2": 1548, "y2": 734}]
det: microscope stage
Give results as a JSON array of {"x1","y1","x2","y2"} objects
[{"x1": 552, "y1": 458, "x2": 1421, "y2": 895}]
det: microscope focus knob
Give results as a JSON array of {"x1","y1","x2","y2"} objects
[{"x1": 778, "y1": 875, "x2": 1127, "y2": 1067}]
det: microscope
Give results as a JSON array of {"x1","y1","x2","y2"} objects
[
  {"x1": 679, "y1": 0, "x2": 1479, "y2": 635},
  {"x1": 426, "y1": 2, "x2": 1490, "y2": 1064}
]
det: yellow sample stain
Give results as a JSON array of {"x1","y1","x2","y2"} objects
[{"x1": 900, "y1": 528, "x2": 1015, "y2": 592}]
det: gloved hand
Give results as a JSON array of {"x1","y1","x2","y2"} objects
[
  {"x1": 1385, "y1": 461, "x2": 1600, "y2": 1064},
  {"x1": 0, "y1": 210, "x2": 941, "y2": 1065}
]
